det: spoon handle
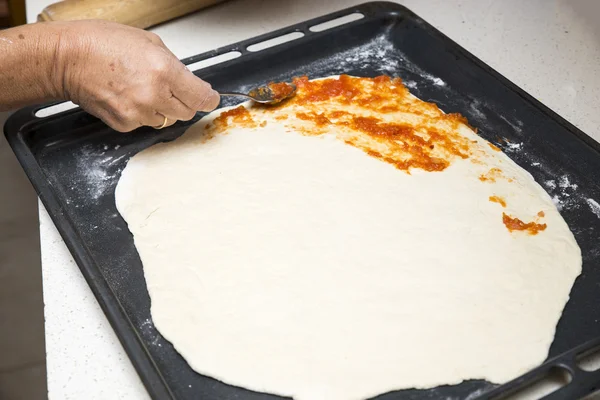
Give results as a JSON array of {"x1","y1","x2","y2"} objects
[{"x1": 219, "y1": 93, "x2": 253, "y2": 100}]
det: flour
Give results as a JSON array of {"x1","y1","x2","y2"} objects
[
  {"x1": 315, "y1": 34, "x2": 403, "y2": 75},
  {"x1": 74, "y1": 145, "x2": 122, "y2": 202},
  {"x1": 85, "y1": 168, "x2": 112, "y2": 200},
  {"x1": 459, "y1": 98, "x2": 523, "y2": 147},
  {"x1": 424, "y1": 75, "x2": 446, "y2": 86},
  {"x1": 550, "y1": 194, "x2": 577, "y2": 211},
  {"x1": 548, "y1": 175, "x2": 581, "y2": 211},
  {"x1": 526, "y1": 156, "x2": 583, "y2": 210},
  {"x1": 558, "y1": 175, "x2": 578, "y2": 190},
  {"x1": 499, "y1": 115, "x2": 524, "y2": 133},
  {"x1": 139, "y1": 318, "x2": 163, "y2": 347},
  {"x1": 468, "y1": 100, "x2": 487, "y2": 122},
  {"x1": 464, "y1": 386, "x2": 495, "y2": 400},
  {"x1": 270, "y1": 33, "x2": 448, "y2": 89},
  {"x1": 504, "y1": 141, "x2": 523, "y2": 153},
  {"x1": 106, "y1": 154, "x2": 127, "y2": 167},
  {"x1": 586, "y1": 198, "x2": 600, "y2": 219},
  {"x1": 545, "y1": 180, "x2": 557, "y2": 190}
]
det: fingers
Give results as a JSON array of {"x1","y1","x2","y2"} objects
[
  {"x1": 104, "y1": 112, "x2": 177, "y2": 132},
  {"x1": 157, "y1": 93, "x2": 197, "y2": 122},
  {"x1": 169, "y1": 67, "x2": 221, "y2": 113},
  {"x1": 88, "y1": 97, "x2": 178, "y2": 132},
  {"x1": 154, "y1": 37, "x2": 220, "y2": 113},
  {"x1": 147, "y1": 111, "x2": 178, "y2": 130},
  {"x1": 103, "y1": 83, "x2": 195, "y2": 131},
  {"x1": 136, "y1": 88, "x2": 197, "y2": 129},
  {"x1": 145, "y1": 33, "x2": 219, "y2": 114},
  {"x1": 76, "y1": 29, "x2": 220, "y2": 132},
  {"x1": 93, "y1": 94, "x2": 192, "y2": 132}
]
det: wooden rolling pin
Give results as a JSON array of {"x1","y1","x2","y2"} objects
[{"x1": 38, "y1": 0, "x2": 228, "y2": 29}]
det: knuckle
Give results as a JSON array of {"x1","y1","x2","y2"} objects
[
  {"x1": 146, "y1": 31, "x2": 160, "y2": 41},
  {"x1": 105, "y1": 97, "x2": 123, "y2": 114},
  {"x1": 122, "y1": 120, "x2": 141, "y2": 132},
  {"x1": 99, "y1": 115, "x2": 120, "y2": 131},
  {"x1": 115, "y1": 108, "x2": 140, "y2": 129},
  {"x1": 149, "y1": 55, "x2": 171, "y2": 76},
  {"x1": 115, "y1": 126, "x2": 130, "y2": 133},
  {"x1": 133, "y1": 87, "x2": 156, "y2": 105},
  {"x1": 147, "y1": 32, "x2": 166, "y2": 46},
  {"x1": 110, "y1": 121, "x2": 129, "y2": 133},
  {"x1": 97, "y1": 100, "x2": 140, "y2": 132}
]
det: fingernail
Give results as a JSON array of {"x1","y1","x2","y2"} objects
[{"x1": 206, "y1": 89, "x2": 221, "y2": 111}]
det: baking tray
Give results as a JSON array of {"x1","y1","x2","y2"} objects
[{"x1": 5, "y1": 2, "x2": 600, "y2": 399}]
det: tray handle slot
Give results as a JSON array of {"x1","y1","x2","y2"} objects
[
  {"x1": 576, "y1": 343, "x2": 600, "y2": 372},
  {"x1": 308, "y1": 12, "x2": 365, "y2": 32},
  {"x1": 34, "y1": 101, "x2": 79, "y2": 118},
  {"x1": 477, "y1": 336, "x2": 600, "y2": 399},
  {"x1": 185, "y1": 50, "x2": 242, "y2": 73},
  {"x1": 246, "y1": 31, "x2": 305, "y2": 52},
  {"x1": 487, "y1": 366, "x2": 572, "y2": 400}
]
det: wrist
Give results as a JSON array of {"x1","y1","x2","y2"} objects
[
  {"x1": 38, "y1": 22, "x2": 86, "y2": 102},
  {"x1": 23, "y1": 22, "x2": 67, "y2": 101},
  {"x1": 0, "y1": 22, "x2": 84, "y2": 109}
]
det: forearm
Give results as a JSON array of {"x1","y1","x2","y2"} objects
[
  {"x1": 0, "y1": 23, "x2": 67, "y2": 110},
  {"x1": 0, "y1": 19, "x2": 219, "y2": 131}
]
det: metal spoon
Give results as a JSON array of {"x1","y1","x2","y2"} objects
[{"x1": 220, "y1": 83, "x2": 297, "y2": 105}]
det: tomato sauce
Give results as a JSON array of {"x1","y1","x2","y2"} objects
[
  {"x1": 268, "y1": 82, "x2": 295, "y2": 102},
  {"x1": 479, "y1": 168, "x2": 504, "y2": 183},
  {"x1": 211, "y1": 106, "x2": 256, "y2": 131},
  {"x1": 203, "y1": 74, "x2": 549, "y2": 233},
  {"x1": 284, "y1": 75, "x2": 474, "y2": 172},
  {"x1": 502, "y1": 213, "x2": 547, "y2": 235},
  {"x1": 489, "y1": 196, "x2": 507, "y2": 207}
]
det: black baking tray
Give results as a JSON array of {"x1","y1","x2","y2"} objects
[{"x1": 5, "y1": 2, "x2": 600, "y2": 399}]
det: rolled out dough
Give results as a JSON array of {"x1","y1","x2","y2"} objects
[{"x1": 115, "y1": 76, "x2": 581, "y2": 400}]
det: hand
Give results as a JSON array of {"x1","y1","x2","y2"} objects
[{"x1": 55, "y1": 20, "x2": 220, "y2": 132}]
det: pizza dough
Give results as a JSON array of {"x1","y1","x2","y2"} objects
[{"x1": 115, "y1": 75, "x2": 581, "y2": 400}]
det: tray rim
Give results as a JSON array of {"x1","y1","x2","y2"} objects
[{"x1": 4, "y1": 2, "x2": 600, "y2": 399}]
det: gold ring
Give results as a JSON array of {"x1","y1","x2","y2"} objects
[{"x1": 154, "y1": 115, "x2": 168, "y2": 129}]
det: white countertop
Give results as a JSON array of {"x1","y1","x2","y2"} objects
[{"x1": 29, "y1": 0, "x2": 600, "y2": 398}]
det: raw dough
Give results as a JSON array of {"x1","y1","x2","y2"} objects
[{"x1": 115, "y1": 76, "x2": 581, "y2": 400}]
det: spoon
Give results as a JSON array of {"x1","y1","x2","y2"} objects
[{"x1": 220, "y1": 82, "x2": 297, "y2": 105}]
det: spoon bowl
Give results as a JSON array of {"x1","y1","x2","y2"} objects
[{"x1": 220, "y1": 82, "x2": 297, "y2": 105}]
